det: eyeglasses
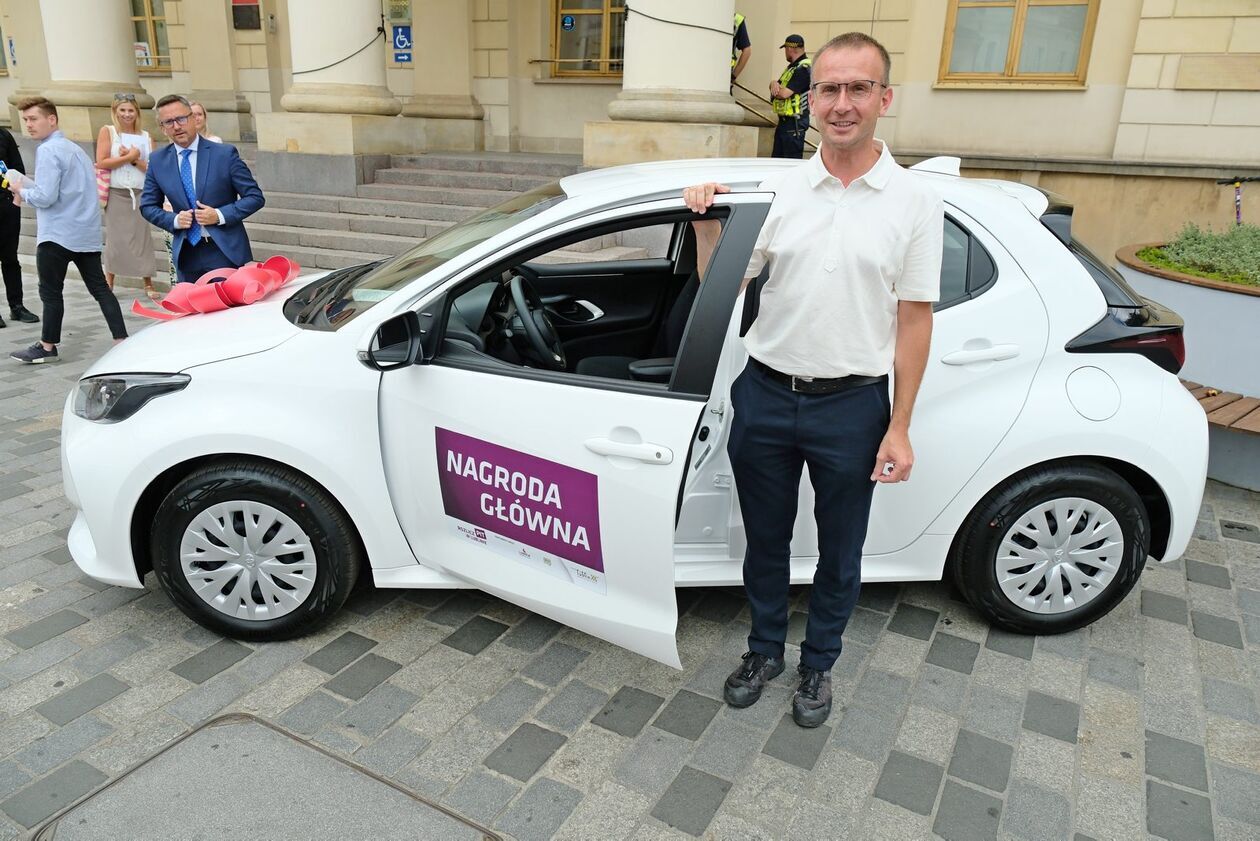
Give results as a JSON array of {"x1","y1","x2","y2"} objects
[
  {"x1": 113, "y1": 93, "x2": 137, "y2": 102},
  {"x1": 158, "y1": 114, "x2": 191, "y2": 129},
  {"x1": 810, "y1": 80, "x2": 886, "y2": 103}
]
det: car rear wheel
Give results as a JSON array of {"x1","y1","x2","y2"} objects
[
  {"x1": 951, "y1": 462, "x2": 1149, "y2": 635},
  {"x1": 151, "y1": 461, "x2": 361, "y2": 641}
]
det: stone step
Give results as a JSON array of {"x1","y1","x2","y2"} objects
[
  {"x1": 354, "y1": 182, "x2": 510, "y2": 209},
  {"x1": 373, "y1": 167, "x2": 554, "y2": 192},
  {"x1": 388, "y1": 152, "x2": 582, "y2": 179},
  {"x1": 267, "y1": 190, "x2": 484, "y2": 221},
  {"x1": 246, "y1": 223, "x2": 416, "y2": 257},
  {"x1": 251, "y1": 206, "x2": 450, "y2": 239},
  {"x1": 252, "y1": 243, "x2": 384, "y2": 272}
]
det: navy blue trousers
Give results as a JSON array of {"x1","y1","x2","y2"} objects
[
  {"x1": 176, "y1": 238, "x2": 235, "y2": 284},
  {"x1": 728, "y1": 362, "x2": 889, "y2": 671},
  {"x1": 772, "y1": 117, "x2": 807, "y2": 159}
]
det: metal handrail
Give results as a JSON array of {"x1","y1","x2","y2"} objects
[{"x1": 732, "y1": 79, "x2": 818, "y2": 153}]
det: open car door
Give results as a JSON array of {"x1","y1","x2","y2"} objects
[{"x1": 374, "y1": 194, "x2": 771, "y2": 667}]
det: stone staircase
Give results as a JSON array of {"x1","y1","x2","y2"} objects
[{"x1": 16, "y1": 150, "x2": 589, "y2": 283}]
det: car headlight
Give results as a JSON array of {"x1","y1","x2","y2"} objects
[{"x1": 73, "y1": 374, "x2": 191, "y2": 423}]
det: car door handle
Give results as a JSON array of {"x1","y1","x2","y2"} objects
[
  {"x1": 941, "y1": 344, "x2": 1020, "y2": 365},
  {"x1": 584, "y1": 438, "x2": 673, "y2": 465}
]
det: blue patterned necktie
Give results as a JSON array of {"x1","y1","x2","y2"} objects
[{"x1": 179, "y1": 147, "x2": 202, "y2": 246}]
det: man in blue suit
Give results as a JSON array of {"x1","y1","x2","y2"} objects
[{"x1": 140, "y1": 95, "x2": 264, "y2": 283}]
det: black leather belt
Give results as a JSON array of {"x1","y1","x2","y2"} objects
[{"x1": 752, "y1": 359, "x2": 887, "y2": 395}]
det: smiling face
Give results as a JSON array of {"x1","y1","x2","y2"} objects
[
  {"x1": 157, "y1": 101, "x2": 195, "y2": 148},
  {"x1": 808, "y1": 44, "x2": 893, "y2": 157},
  {"x1": 114, "y1": 101, "x2": 139, "y2": 130},
  {"x1": 20, "y1": 107, "x2": 57, "y2": 141},
  {"x1": 190, "y1": 103, "x2": 207, "y2": 133}
]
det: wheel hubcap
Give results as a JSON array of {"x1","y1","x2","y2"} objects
[
  {"x1": 995, "y1": 497, "x2": 1124, "y2": 615},
  {"x1": 179, "y1": 501, "x2": 317, "y2": 621}
]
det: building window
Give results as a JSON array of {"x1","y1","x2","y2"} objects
[
  {"x1": 940, "y1": 0, "x2": 1098, "y2": 85},
  {"x1": 131, "y1": 0, "x2": 170, "y2": 72},
  {"x1": 552, "y1": 1, "x2": 625, "y2": 77},
  {"x1": 0, "y1": 25, "x2": 8, "y2": 76}
]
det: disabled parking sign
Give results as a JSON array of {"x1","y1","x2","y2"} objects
[{"x1": 392, "y1": 25, "x2": 412, "y2": 62}]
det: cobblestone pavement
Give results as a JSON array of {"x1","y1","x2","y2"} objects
[{"x1": 1, "y1": 283, "x2": 1259, "y2": 840}]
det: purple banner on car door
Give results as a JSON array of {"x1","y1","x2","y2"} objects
[{"x1": 435, "y1": 427, "x2": 604, "y2": 573}]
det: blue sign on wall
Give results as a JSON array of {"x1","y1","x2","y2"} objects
[
  {"x1": 394, "y1": 52, "x2": 412, "y2": 63},
  {"x1": 561, "y1": 15, "x2": 575, "y2": 31},
  {"x1": 392, "y1": 25, "x2": 412, "y2": 50}
]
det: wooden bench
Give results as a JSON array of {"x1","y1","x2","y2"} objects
[{"x1": 1183, "y1": 380, "x2": 1260, "y2": 435}]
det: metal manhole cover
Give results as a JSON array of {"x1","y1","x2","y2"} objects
[{"x1": 33, "y1": 714, "x2": 498, "y2": 840}]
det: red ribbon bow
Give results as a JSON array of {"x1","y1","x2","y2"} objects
[{"x1": 132, "y1": 256, "x2": 300, "y2": 321}]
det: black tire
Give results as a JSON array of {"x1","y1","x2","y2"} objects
[
  {"x1": 151, "y1": 460, "x2": 361, "y2": 641},
  {"x1": 950, "y1": 461, "x2": 1149, "y2": 635}
]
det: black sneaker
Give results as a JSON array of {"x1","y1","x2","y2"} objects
[
  {"x1": 10, "y1": 343, "x2": 59, "y2": 364},
  {"x1": 723, "y1": 651, "x2": 784, "y2": 708},
  {"x1": 10, "y1": 305, "x2": 39, "y2": 323},
  {"x1": 792, "y1": 666, "x2": 832, "y2": 728}
]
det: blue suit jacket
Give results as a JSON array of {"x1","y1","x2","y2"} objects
[{"x1": 139, "y1": 139, "x2": 264, "y2": 270}]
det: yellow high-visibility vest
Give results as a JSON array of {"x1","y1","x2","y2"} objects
[
  {"x1": 731, "y1": 13, "x2": 746, "y2": 68},
  {"x1": 772, "y1": 57, "x2": 811, "y2": 117}
]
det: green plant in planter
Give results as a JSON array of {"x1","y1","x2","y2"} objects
[{"x1": 1137, "y1": 223, "x2": 1260, "y2": 287}]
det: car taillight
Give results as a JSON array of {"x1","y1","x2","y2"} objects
[
  {"x1": 1065, "y1": 297, "x2": 1186, "y2": 375},
  {"x1": 1090, "y1": 328, "x2": 1185, "y2": 375}
]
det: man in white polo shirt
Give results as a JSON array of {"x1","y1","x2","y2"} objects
[{"x1": 684, "y1": 31, "x2": 942, "y2": 728}]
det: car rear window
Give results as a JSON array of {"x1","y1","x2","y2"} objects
[{"x1": 1070, "y1": 238, "x2": 1144, "y2": 308}]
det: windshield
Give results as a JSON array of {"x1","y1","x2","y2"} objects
[{"x1": 286, "y1": 181, "x2": 566, "y2": 330}]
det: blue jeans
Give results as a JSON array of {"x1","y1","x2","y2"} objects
[{"x1": 728, "y1": 361, "x2": 889, "y2": 671}]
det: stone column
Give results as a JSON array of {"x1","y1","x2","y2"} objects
[
  {"x1": 402, "y1": 0, "x2": 484, "y2": 151},
  {"x1": 37, "y1": 0, "x2": 152, "y2": 140},
  {"x1": 183, "y1": 0, "x2": 251, "y2": 142},
  {"x1": 585, "y1": 0, "x2": 757, "y2": 166},
  {"x1": 256, "y1": 0, "x2": 423, "y2": 194},
  {"x1": 2, "y1": 0, "x2": 50, "y2": 125}
]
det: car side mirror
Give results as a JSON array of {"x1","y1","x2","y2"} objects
[{"x1": 360, "y1": 311, "x2": 423, "y2": 371}]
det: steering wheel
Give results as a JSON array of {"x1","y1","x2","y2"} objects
[{"x1": 509, "y1": 268, "x2": 567, "y2": 371}]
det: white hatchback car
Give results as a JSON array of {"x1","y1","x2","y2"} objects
[{"x1": 62, "y1": 157, "x2": 1207, "y2": 668}]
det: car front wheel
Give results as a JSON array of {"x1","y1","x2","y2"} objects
[
  {"x1": 151, "y1": 460, "x2": 361, "y2": 641},
  {"x1": 951, "y1": 462, "x2": 1149, "y2": 635}
]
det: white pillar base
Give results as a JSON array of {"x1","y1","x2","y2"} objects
[
  {"x1": 607, "y1": 89, "x2": 744, "y2": 125},
  {"x1": 256, "y1": 112, "x2": 426, "y2": 156},
  {"x1": 584, "y1": 120, "x2": 759, "y2": 167},
  {"x1": 280, "y1": 82, "x2": 402, "y2": 117}
]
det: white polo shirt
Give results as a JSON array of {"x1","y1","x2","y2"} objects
[{"x1": 743, "y1": 140, "x2": 944, "y2": 379}]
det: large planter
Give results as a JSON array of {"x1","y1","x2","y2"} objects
[{"x1": 1116, "y1": 244, "x2": 1260, "y2": 397}]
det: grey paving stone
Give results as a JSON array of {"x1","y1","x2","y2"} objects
[
  {"x1": 1221, "y1": 520, "x2": 1260, "y2": 543},
  {"x1": 1185, "y1": 559, "x2": 1232, "y2": 589},
  {"x1": 1022, "y1": 691, "x2": 1080, "y2": 744},
  {"x1": 3, "y1": 609, "x2": 87, "y2": 650},
  {"x1": 13, "y1": 715, "x2": 114, "y2": 775},
  {"x1": 303, "y1": 631, "x2": 377, "y2": 674},
  {"x1": 1202, "y1": 677, "x2": 1260, "y2": 724},
  {"x1": 1146, "y1": 780, "x2": 1214, "y2": 841},
  {"x1": 501, "y1": 613, "x2": 563, "y2": 652},
  {"x1": 1036, "y1": 628, "x2": 1089, "y2": 661},
  {"x1": 1003, "y1": 778, "x2": 1071, "y2": 841},
  {"x1": 335, "y1": 683, "x2": 419, "y2": 738},
  {"x1": 787, "y1": 610, "x2": 808, "y2": 643},
  {"x1": 279, "y1": 691, "x2": 350, "y2": 736},
  {"x1": 845, "y1": 606, "x2": 889, "y2": 645},
  {"x1": 926, "y1": 632, "x2": 980, "y2": 674},
  {"x1": 0, "y1": 763, "x2": 30, "y2": 803},
  {"x1": 352, "y1": 725, "x2": 430, "y2": 776},
  {"x1": 341, "y1": 585, "x2": 397, "y2": 616},
  {"x1": 1193, "y1": 519, "x2": 1220, "y2": 541},
  {"x1": 762, "y1": 713, "x2": 832, "y2": 771},
  {"x1": 912, "y1": 664, "x2": 969, "y2": 714},
  {"x1": 851, "y1": 668, "x2": 912, "y2": 713},
  {"x1": 425, "y1": 591, "x2": 488, "y2": 627},
  {"x1": 689, "y1": 719, "x2": 766, "y2": 780},
  {"x1": 323, "y1": 654, "x2": 403, "y2": 701},
  {"x1": 1087, "y1": 649, "x2": 1143, "y2": 693},
  {"x1": 169, "y1": 639, "x2": 252, "y2": 684},
  {"x1": 522, "y1": 642, "x2": 589, "y2": 687},
  {"x1": 948, "y1": 729, "x2": 1013, "y2": 793},
  {"x1": 34, "y1": 673, "x2": 129, "y2": 726},
  {"x1": 484, "y1": 723, "x2": 567, "y2": 783},
  {"x1": 964, "y1": 686, "x2": 1025, "y2": 743},
  {"x1": 651, "y1": 766, "x2": 731, "y2": 837},
  {"x1": 494, "y1": 777, "x2": 581, "y2": 841},
  {"x1": 1190, "y1": 610, "x2": 1244, "y2": 649},
  {"x1": 933, "y1": 779, "x2": 1001, "y2": 841},
  {"x1": 0, "y1": 760, "x2": 107, "y2": 829},
  {"x1": 0, "y1": 636, "x2": 80, "y2": 681},
  {"x1": 857, "y1": 584, "x2": 900, "y2": 613},
  {"x1": 593, "y1": 686, "x2": 664, "y2": 738},
  {"x1": 887, "y1": 603, "x2": 939, "y2": 640},
  {"x1": 1141, "y1": 590, "x2": 1189, "y2": 624},
  {"x1": 1238, "y1": 587, "x2": 1260, "y2": 614},
  {"x1": 474, "y1": 678, "x2": 545, "y2": 732},
  {"x1": 1144, "y1": 730, "x2": 1208, "y2": 792},
  {"x1": 873, "y1": 750, "x2": 944, "y2": 816},
  {"x1": 534, "y1": 680, "x2": 608, "y2": 734},
  {"x1": 1211, "y1": 762, "x2": 1260, "y2": 827},
  {"x1": 443, "y1": 769, "x2": 520, "y2": 824},
  {"x1": 652, "y1": 689, "x2": 721, "y2": 742},
  {"x1": 1244, "y1": 613, "x2": 1260, "y2": 645},
  {"x1": 833, "y1": 705, "x2": 899, "y2": 762},
  {"x1": 613, "y1": 729, "x2": 693, "y2": 798},
  {"x1": 69, "y1": 631, "x2": 150, "y2": 677},
  {"x1": 689, "y1": 590, "x2": 744, "y2": 625},
  {"x1": 442, "y1": 616, "x2": 509, "y2": 655},
  {"x1": 166, "y1": 672, "x2": 251, "y2": 726}
]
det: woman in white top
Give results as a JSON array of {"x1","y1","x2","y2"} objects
[
  {"x1": 190, "y1": 101, "x2": 223, "y2": 144},
  {"x1": 96, "y1": 93, "x2": 158, "y2": 299}
]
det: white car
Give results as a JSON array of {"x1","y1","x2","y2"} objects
[{"x1": 61, "y1": 157, "x2": 1207, "y2": 668}]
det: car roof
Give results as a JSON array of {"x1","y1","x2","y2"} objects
[{"x1": 557, "y1": 156, "x2": 1051, "y2": 220}]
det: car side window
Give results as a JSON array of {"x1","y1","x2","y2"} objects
[
  {"x1": 530, "y1": 222, "x2": 675, "y2": 265},
  {"x1": 935, "y1": 216, "x2": 997, "y2": 312}
]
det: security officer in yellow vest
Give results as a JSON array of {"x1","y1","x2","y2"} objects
[
  {"x1": 731, "y1": 13, "x2": 751, "y2": 87},
  {"x1": 770, "y1": 34, "x2": 812, "y2": 159}
]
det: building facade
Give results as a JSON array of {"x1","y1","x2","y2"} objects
[{"x1": 1, "y1": 0, "x2": 1257, "y2": 257}]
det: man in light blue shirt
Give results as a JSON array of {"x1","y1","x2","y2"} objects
[{"x1": 8, "y1": 97, "x2": 127, "y2": 364}]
